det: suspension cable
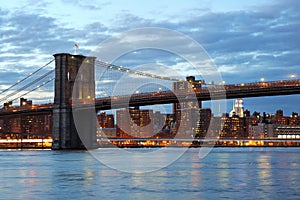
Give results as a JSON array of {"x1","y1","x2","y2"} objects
[
  {"x1": 95, "y1": 60, "x2": 183, "y2": 82},
  {"x1": 0, "y1": 70, "x2": 54, "y2": 103},
  {"x1": 0, "y1": 59, "x2": 54, "y2": 95},
  {"x1": 10, "y1": 77, "x2": 55, "y2": 103}
]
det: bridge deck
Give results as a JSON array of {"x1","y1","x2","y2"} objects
[{"x1": 1, "y1": 79, "x2": 300, "y2": 113}]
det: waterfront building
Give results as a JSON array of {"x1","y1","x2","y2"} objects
[
  {"x1": 97, "y1": 128, "x2": 116, "y2": 138},
  {"x1": 249, "y1": 123, "x2": 276, "y2": 139},
  {"x1": 221, "y1": 114, "x2": 245, "y2": 138},
  {"x1": 249, "y1": 123, "x2": 265, "y2": 138},
  {"x1": 245, "y1": 115, "x2": 259, "y2": 136},
  {"x1": 289, "y1": 112, "x2": 300, "y2": 126},
  {"x1": 152, "y1": 111, "x2": 167, "y2": 133},
  {"x1": 275, "y1": 110, "x2": 289, "y2": 125},
  {"x1": 275, "y1": 125, "x2": 300, "y2": 139},
  {"x1": 195, "y1": 108, "x2": 212, "y2": 138},
  {"x1": 116, "y1": 107, "x2": 154, "y2": 138},
  {"x1": 172, "y1": 76, "x2": 203, "y2": 138},
  {"x1": 97, "y1": 112, "x2": 116, "y2": 138},
  {"x1": 97, "y1": 112, "x2": 114, "y2": 128}
]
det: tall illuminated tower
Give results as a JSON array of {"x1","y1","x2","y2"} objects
[{"x1": 230, "y1": 98, "x2": 244, "y2": 117}]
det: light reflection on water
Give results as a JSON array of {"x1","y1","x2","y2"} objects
[{"x1": 0, "y1": 148, "x2": 300, "y2": 200}]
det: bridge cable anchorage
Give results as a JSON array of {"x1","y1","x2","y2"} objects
[
  {"x1": 0, "y1": 70, "x2": 54, "y2": 103},
  {"x1": 95, "y1": 60, "x2": 183, "y2": 82},
  {"x1": 10, "y1": 77, "x2": 55, "y2": 103},
  {"x1": 0, "y1": 59, "x2": 54, "y2": 96}
]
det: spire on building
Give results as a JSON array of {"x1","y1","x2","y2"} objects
[{"x1": 230, "y1": 98, "x2": 244, "y2": 117}]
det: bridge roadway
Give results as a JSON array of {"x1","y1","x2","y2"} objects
[
  {"x1": 0, "y1": 104, "x2": 53, "y2": 116},
  {"x1": 1, "y1": 79, "x2": 300, "y2": 115},
  {"x1": 93, "y1": 79, "x2": 300, "y2": 110}
]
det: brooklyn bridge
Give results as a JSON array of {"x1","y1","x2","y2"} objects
[{"x1": 0, "y1": 53, "x2": 300, "y2": 149}]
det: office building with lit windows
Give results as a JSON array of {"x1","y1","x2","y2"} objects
[{"x1": 116, "y1": 107, "x2": 154, "y2": 138}]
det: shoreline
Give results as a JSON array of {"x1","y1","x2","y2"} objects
[
  {"x1": 1, "y1": 138, "x2": 300, "y2": 149},
  {"x1": 1, "y1": 145, "x2": 300, "y2": 150}
]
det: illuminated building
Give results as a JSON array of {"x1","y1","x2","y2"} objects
[
  {"x1": 0, "y1": 113, "x2": 52, "y2": 139},
  {"x1": 221, "y1": 114, "x2": 245, "y2": 138},
  {"x1": 97, "y1": 112, "x2": 114, "y2": 128},
  {"x1": 152, "y1": 111, "x2": 166, "y2": 133},
  {"x1": 1, "y1": 117, "x2": 21, "y2": 133},
  {"x1": 195, "y1": 108, "x2": 212, "y2": 138},
  {"x1": 289, "y1": 112, "x2": 300, "y2": 126},
  {"x1": 230, "y1": 98, "x2": 244, "y2": 117},
  {"x1": 264, "y1": 124, "x2": 275, "y2": 138},
  {"x1": 3, "y1": 101, "x2": 12, "y2": 109},
  {"x1": 208, "y1": 116, "x2": 223, "y2": 138},
  {"x1": 97, "y1": 112, "x2": 116, "y2": 138},
  {"x1": 245, "y1": 115, "x2": 259, "y2": 136},
  {"x1": 21, "y1": 114, "x2": 52, "y2": 137},
  {"x1": 274, "y1": 110, "x2": 289, "y2": 125},
  {"x1": 249, "y1": 123, "x2": 264, "y2": 138},
  {"x1": 97, "y1": 128, "x2": 116, "y2": 138},
  {"x1": 176, "y1": 108, "x2": 199, "y2": 138},
  {"x1": 116, "y1": 109, "x2": 130, "y2": 138},
  {"x1": 172, "y1": 76, "x2": 203, "y2": 138},
  {"x1": 20, "y1": 98, "x2": 32, "y2": 107},
  {"x1": 172, "y1": 76, "x2": 203, "y2": 111},
  {"x1": 248, "y1": 123, "x2": 275, "y2": 138},
  {"x1": 116, "y1": 107, "x2": 154, "y2": 138},
  {"x1": 276, "y1": 125, "x2": 300, "y2": 139}
]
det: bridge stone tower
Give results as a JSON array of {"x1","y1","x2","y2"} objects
[{"x1": 52, "y1": 53, "x2": 97, "y2": 150}]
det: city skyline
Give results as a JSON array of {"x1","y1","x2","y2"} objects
[
  {"x1": 0, "y1": 0, "x2": 299, "y2": 114},
  {"x1": 2, "y1": 94, "x2": 300, "y2": 149},
  {"x1": 0, "y1": 2, "x2": 299, "y2": 198}
]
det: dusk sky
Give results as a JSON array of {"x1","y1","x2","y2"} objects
[{"x1": 0, "y1": 0, "x2": 299, "y2": 115}]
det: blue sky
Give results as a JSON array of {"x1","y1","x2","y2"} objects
[{"x1": 0, "y1": 0, "x2": 299, "y2": 115}]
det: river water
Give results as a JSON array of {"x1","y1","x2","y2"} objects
[{"x1": 0, "y1": 148, "x2": 300, "y2": 200}]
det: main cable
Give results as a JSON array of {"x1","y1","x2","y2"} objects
[
  {"x1": 10, "y1": 77, "x2": 55, "y2": 103},
  {"x1": 0, "y1": 59, "x2": 54, "y2": 95},
  {"x1": 95, "y1": 60, "x2": 182, "y2": 82},
  {"x1": 0, "y1": 70, "x2": 54, "y2": 103}
]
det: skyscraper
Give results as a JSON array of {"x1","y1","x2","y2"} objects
[{"x1": 230, "y1": 98, "x2": 245, "y2": 117}]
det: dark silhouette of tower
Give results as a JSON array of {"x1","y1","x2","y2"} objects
[{"x1": 52, "y1": 53, "x2": 97, "y2": 149}]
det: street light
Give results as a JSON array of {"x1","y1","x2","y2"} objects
[
  {"x1": 290, "y1": 74, "x2": 297, "y2": 79},
  {"x1": 260, "y1": 77, "x2": 265, "y2": 82}
]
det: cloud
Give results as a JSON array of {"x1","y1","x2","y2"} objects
[
  {"x1": 60, "y1": 0, "x2": 111, "y2": 11},
  {"x1": 92, "y1": 1, "x2": 299, "y2": 86},
  {"x1": 0, "y1": 0, "x2": 299, "y2": 113}
]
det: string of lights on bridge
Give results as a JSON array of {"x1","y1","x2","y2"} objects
[
  {"x1": 0, "y1": 58, "x2": 184, "y2": 104},
  {"x1": 0, "y1": 59, "x2": 54, "y2": 96},
  {"x1": 0, "y1": 59, "x2": 55, "y2": 103},
  {"x1": 95, "y1": 60, "x2": 184, "y2": 82},
  {"x1": 1, "y1": 57, "x2": 299, "y2": 105},
  {"x1": 9, "y1": 77, "x2": 55, "y2": 103}
]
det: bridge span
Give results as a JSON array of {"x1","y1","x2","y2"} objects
[
  {"x1": 93, "y1": 79, "x2": 300, "y2": 110},
  {"x1": 1, "y1": 78, "x2": 300, "y2": 113},
  {"x1": 0, "y1": 53, "x2": 300, "y2": 149}
]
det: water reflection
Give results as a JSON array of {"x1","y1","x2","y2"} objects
[
  {"x1": 216, "y1": 153, "x2": 230, "y2": 189},
  {"x1": 258, "y1": 154, "x2": 272, "y2": 185},
  {"x1": 0, "y1": 148, "x2": 300, "y2": 200},
  {"x1": 190, "y1": 163, "x2": 202, "y2": 187}
]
